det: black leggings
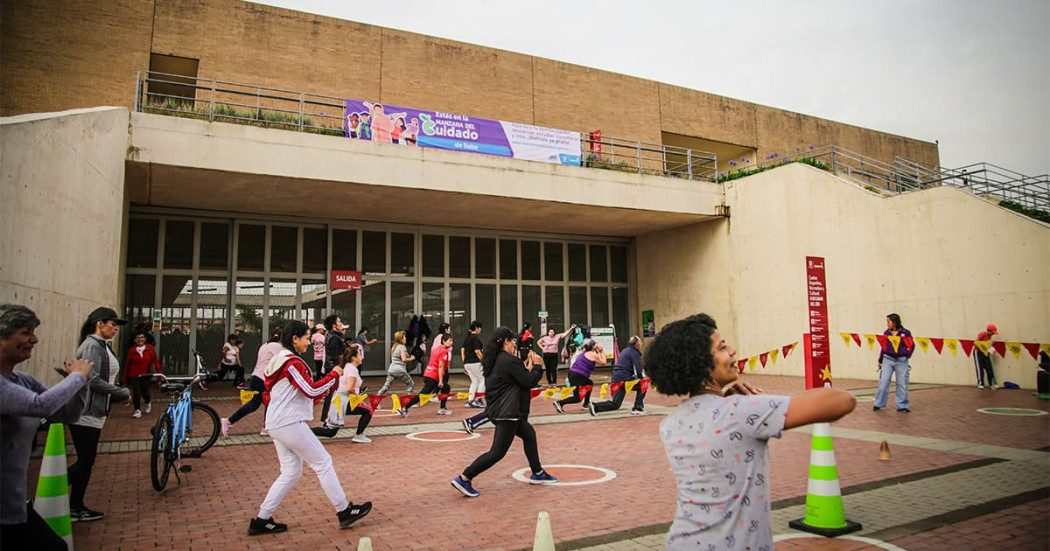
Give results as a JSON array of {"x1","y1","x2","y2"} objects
[
  {"x1": 346, "y1": 405, "x2": 373, "y2": 435},
  {"x1": 404, "y1": 375, "x2": 450, "y2": 409},
  {"x1": 463, "y1": 419, "x2": 542, "y2": 480},
  {"x1": 557, "y1": 371, "x2": 593, "y2": 407},
  {"x1": 215, "y1": 363, "x2": 244, "y2": 384},
  {"x1": 68, "y1": 424, "x2": 102, "y2": 510},
  {"x1": 130, "y1": 375, "x2": 152, "y2": 410},
  {"x1": 542, "y1": 353, "x2": 559, "y2": 385},
  {"x1": 228, "y1": 376, "x2": 266, "y2": 424}
]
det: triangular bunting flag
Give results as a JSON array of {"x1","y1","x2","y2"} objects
[
  {"x1": 1042, "y1": 343, "x2": 1050, "y2": 356},
  {"x1": 887, "y1": 335, "x2": 901, "y2": 353},
  {"x1": 347, "y1": 393, "x2": 366, "y2": 412},
  {"x1": 973, "y1": 340, "x2": 990, "y2": 355},
  {"x1": 1022, "y1": 342, "x2": 1040, "y2": 360},
  {"x1": 840, "y1": 333, "x2": 853, "y2": 347},
  {"x1": 368, "y1": 394, "x2": 386, "y2": 411},
  {"x1": 903, "y1": 336, "x2": 914, "y2": 351},
  {"x1": 944, "y1": 339, "x2": 959, "y2": 356},
  {"x1": 736, "y1": 359, "x2": 747, "y2": 373},
  {"x1": 759, "y1": 352, "x2": 769, "y2": 367},
  {"x1": 1006, "y1": 342, "x2": 1023, "y2": 360},
  {"x1": 747, "y1": 356, "x2": 758, "y2": 371},
  {"x1": 457, "y1": 392, "x2": 471, "y2": 400},
  {"x1": 438, "y1": 392, "x2": 456, "y2": 401},
  {"x1": 530, "y1": 388, "x2": 543, "y2": 399},
  {"x1": 560, "y1": 387, "x2": 575, "y2": 400},
  {"x1": 543, "y1": 388, "x2": 558, "y2": 400},
  {"x1": 915, "y1": 337, "x2": 931, "y2": 354},
  {"x1": 600, "y1": 383, "x2": 609, "y2": 399},
  {"x1": 930, "y1": 338, "x2": 944, "y2": 354},
  {"x1": 851, "y1": 333, "x2": 862, "y2": 347},
  {"x1": 639, "y1": 379, "x2": 651, "y2": 394},
  {"x1": 962, "y1": 340, "x2": 978, "y2": 357},
  {"x1": 609, "y1": 382, "x2": 625, "y2": 396},
  {"x1": 864, "y1": 334, "x2": 878, "y2": 350},
  {"x1": 391, "y1": 394, "x2": 402, "y2": 413},
  {"x1": 419, "y1": 393, "x2": 435, "y2": 406},
  {"x1": 624, "y1": 380, "x2": 639, "y2": 394},
  {"x1": 770, "y1": 349, "x2": 780, "y2": 364},
  {"x1": 876, "y1": 334, "x2": 889, "y2": 351},
  {"x1": 784, "y1": 342, "x2": 799, "y2": 357},
  {"x1": 577, "y1": 386, "x2": 593, "y2": 401},
  {"x1": 239, "y1": 390, "x2": 259, "y2": 405},
  {"x1": 991, "y1": 342, "x2": 1006, "y2": 358},
  {"x1": 331, "y1": 393, "x2": 342, "y2": 412}
]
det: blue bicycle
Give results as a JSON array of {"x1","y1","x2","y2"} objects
[{"x1": 150, "y1": 350, "x2": 220, "y2": 491}]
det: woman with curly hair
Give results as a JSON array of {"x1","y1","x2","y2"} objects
[{"x1": 646, "y1": 313, "x2": 855, "y2": 551}]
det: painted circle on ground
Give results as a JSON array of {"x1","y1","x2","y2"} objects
[
  {"x1": 855, "y1": 396, "x2": 875, "y2": 402},
  {"x1": 774, "y1": 533, "x2": 906, "y2": 550},
  {"x1": 510, "y1": 464, "x2": 616, "y2": 486},
  {"x1": 977, "y1": 407, "x2": 1048, "y2": 416},
  {"x1": 405, "y1": 430, "x2": 480, "y2": 442}
]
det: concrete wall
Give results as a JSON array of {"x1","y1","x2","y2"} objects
[
  {"x1": 0, "y1": 108, "x2": 129, "y2": 384},
  {"x1": 1, "y1": 0, "x2": 939, "y2": 169},
  {"x1": 637, "y1": 163, "x2": 1050, "y2": 388}
]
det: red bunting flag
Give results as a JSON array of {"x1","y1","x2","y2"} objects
[
  {"x1": 474, "y1": 392, "x2": 485, "y2": 398},
  {"x1": 368, "y1": 394, "x2": 386, "y2": 410},
  {"x1": 759, "y1": 352, "x2": 769, "y2": 367},
  {"x1": 930, "y1": 338, "x2": 944, "y2": 354},
  {"x1": 1023, "y1": 342, "x2": 1041, "y2": 360},
  {"x1": 782, "y1": 342, "x2": 797, "y2": 358},
  {"x1": 530, "y1": 388, "x2": 543, "y2": 399},
  {"x1": 959, "y1": 339, "x2": 975, "y2": 357},
  {"x1": 609, "y1": 382, "x2": 625, "y2": 395},
  {"x1": 401, "y1": 394, "x2": 418, "y2": 407},
  {"x1": 577, "y1": 385, "x2": 593, "y2": 401},
  {"x1": 991, "y1": 342, "x2": 1006, "y2": 358},
  {"x1": 903, "y1": 336, "x2": 914, "y2": 350},
  {"x1": 876, "y1": 334, "x2": 888, "y2": 351},
  {"x1": 436, "y1": 393, "x2": 454, "y2": 401},
  {"x1": 851, "y1": 333, "x2": 862, "y2": 347},
  {"x1": 737, "y1": 359, "x2": 747, "y2": 373},
  {"x1": 639, "y1": 379, "x2": 651, "y2": 394}
]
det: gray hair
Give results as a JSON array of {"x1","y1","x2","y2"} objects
[
  {"x1": 628, "y1": 335, "x2": 642, "y2": 347},
  {"x1": 0, "y1": 304, "x2": 41, "y2": 338}
]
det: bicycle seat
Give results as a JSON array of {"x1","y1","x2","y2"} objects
[{"x1": 161, "y1": 383, "x2": 187, "y2": 394}]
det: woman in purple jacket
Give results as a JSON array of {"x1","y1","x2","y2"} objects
[{"x1": 874, "y1": 313, "x2": 913, "y2": 412}]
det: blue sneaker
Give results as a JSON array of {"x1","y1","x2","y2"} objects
[
  {"x1": 529, "y1": 471, "x2": 558, "y2": 485},
  {"x1": 451, "y1": 476, "x2": 479, "y2": 497}
]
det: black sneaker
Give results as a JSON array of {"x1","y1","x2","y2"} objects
[
  {"x1": 70, "y1": 508, "x2": 104, "y2": 522},
  {"x1": 311, "y1": 425, "x2": 339, "y2": 438},
  {"x1": 247, "y1": 517, "x2": 288, "y2": 535},
  {"x1": 337, "y1": 501, "x2": 373, "y2": 529}
]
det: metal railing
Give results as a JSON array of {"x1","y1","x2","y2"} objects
[
  {"x1": 747, "y1": 145, "x2": 1048, "y2": 212},
  {"x1": 134, "y1": 71, "x2": 718, "y2": 181}
]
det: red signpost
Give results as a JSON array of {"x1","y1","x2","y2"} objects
[{"x1": 803, "y1": 256, "x2": 830, "y2": 389}]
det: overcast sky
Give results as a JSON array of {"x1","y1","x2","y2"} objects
[{"x1": 254, "y1": 0, "x2": 1048, "y2": 176}]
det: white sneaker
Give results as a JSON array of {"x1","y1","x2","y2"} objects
[
  {"x1": 977, "y1": 384, "x2": 985, "y2": 389},
  {"x1": 145, "y1": 403, "x2": 152, "y2": 414},
  {"x1": 630, "y1": 409, "x2": 645, "y2": 415},
  {"x1": 220, "y1": 418, "x2": 231, "y2": 438},
  {"x1": 260, "y1": 428, "x2": 269, "y2": 436},
  {"x1": 437, "y1": 408, "x2": 452, "y2": 415},
  {"x1": 351, "y1": 434, "x2": 372, "y2": 443},
  {"x1": 991, "y1": 384, "x2": 998, "y2": 390},
  {"x1": 132, "y1": 410, "x2": 142, "y2": 418}
]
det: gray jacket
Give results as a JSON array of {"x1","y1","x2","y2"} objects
[{"x1": 75, "y1": 335, "x2": 131, "y2": 418}]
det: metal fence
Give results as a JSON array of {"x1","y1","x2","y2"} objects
[{"x1": 134, "y1": 71, "x2": 718, "y2": 180}]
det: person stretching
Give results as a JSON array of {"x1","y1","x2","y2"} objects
[
  {"x1": 248, "y1": 320, "x2": 372, "y2": 536},
  {"x1": 376, "y1": 331, "x2": 415, "y2": 397},
  {"x1": 222, "y1": 327, "x2": 282, "y2": 438},
  {"x1": 553, "y1": 338, "x2": 605, "y2": 413},
  {"x1": 589, "y1": 336, "x2": 646, "y2": 415},
  {"x1": 316, "y1": 344, "x2": 374, "y2": 443},
  {"x1": 400, "y1": 333, "x2": 453, "y2": 417}
]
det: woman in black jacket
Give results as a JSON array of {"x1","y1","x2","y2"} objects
[{"x1": 451, "y1": 327, "x2": 556, "y2": 497}]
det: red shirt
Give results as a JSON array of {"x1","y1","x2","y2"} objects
[
  {"x1": 123, "y1": 344, "x2": 161, "y2": 383},
  {"x1": 425, "y1": 346, "x2": 451, "y2": 380}
]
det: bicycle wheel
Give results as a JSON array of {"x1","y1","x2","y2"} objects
[
  {"x1": 150, "y1": 414, "x2": 174, "y2": 491},
  {"x1": 181, "y1": 401, "x2": 220, "y2": 457}
]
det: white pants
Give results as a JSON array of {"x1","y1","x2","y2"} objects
[
  {"x1": 258, "y1": 421, "x2": 348, "y2": 519},
  {"x1": 464, "y1": 362, "x2": 485, "y2": 399}
]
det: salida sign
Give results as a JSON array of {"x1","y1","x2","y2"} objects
[{"x1": 330, "y1": 270, "x2": 362, "y2": 290}]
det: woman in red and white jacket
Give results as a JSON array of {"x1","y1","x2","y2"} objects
[
  {"x1": 123, "y1": 331, "x2": 161, "y2": 419},
  {"x1": 247, "y1": 320, "x2": 373, "y2": 536}
]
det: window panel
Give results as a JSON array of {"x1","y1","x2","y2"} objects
[
  {"x1": 199, "y1": 222, "x2": 229, "y2": 271},
  {"x1": 160, "y1": 275, "x2": 193, "y2": 373},
  {"x1": 568, "y1": 244, "x2": 586, "y2": 281},
  {"x1": 127, "y1": 219, "x2": 159, "y2": 269},
  {"x1": 544, "y1": 242, "x2": 563, "y2": 281},
  {"x1": 449, "y1": 236, "x2": 471, "y2": 278},
  {"x1": 569, "y1": 286, "x2": 588, "y2": 325},
  {"x1": 362, "y1": 231, "x2": 386, "y2": 274},
  {"x1": 449, "y1": 283, "x2": 471, "y2": 369},
  {"x1": 475, "y1": 238, "x2": 495, "y2": 279},
  {"x1": 238, "y1": 224, "x2": 265, "y2": 271},
  {"x1": 300, "y1": 279, "x2": 327, "y2": 328},
  {"x1": 499, "y1": 284, "x2": 518, "y2": 329},
  {"x1": 544, "y1": 286, "x2": 565, "y2": 335},
  {"x1": 302, "y1": 227, "x2": 328, "y2": 273},
  {"x1": 610, "y1": 246, "x2": 628, "y2": 283},
  {"x1": 163, "y1": 220, "x2": 194, "y2": 270},
  {"x1": 590, "y1": 286, "x2": 609, "y2": 327},
  {"x1": 612, "y1": 286, "x2": 630, "y2": 348},
  {"x1": 390, "y1": 232, "x2": 414, "y2": 277},
  {"x1": 499, "y1": 239, "x2": 517, "y2": 280},
  {"x1": 521, "y1": 241, "x2": 540, "y2": 280},
  {"x1": 270, "y1": 226, "x2": 298, "y2": 272},
  {"x1": 475, "y1": 284, "x2": 496, "y2": 338},
  {"x1": 422, "y1": 234, "x2": 445, "y2": 277},
  {"x1": 332, "y1": 229, "x2": 358, "y2": 271},
  {"x1": 589, "y1": 245, "x2": 608, "y2": 282},
  {"x1": 522, "y1": 285, "x2": 541, "y2": 341},
  {"x1": 359, "y1": 280, "x2": 386, "y2": 372},
  {"x1": 196, "y1": 278, "x2": 230, "y2": 375},
  {"x1": 390, "y1": 282, "x2": 415, "y2": 357}
]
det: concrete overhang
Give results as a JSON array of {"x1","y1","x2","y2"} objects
[{"x1": 126, "y1": 113, "x2": 724, "y2": 237}]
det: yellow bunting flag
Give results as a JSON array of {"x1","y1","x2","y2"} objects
[
  {"x1": 600, "y1": 383, "x2": 609, "y2": 399},
  {"x1": 391, "y1": 394, "x2": 402, "y2": 413},
  {"x1": 770, "y1": 348, "x2": 780, "y2": 364},
  {"x1": 419, "y1": 393, "x2": 435, "y2": 406},
  {"x1": 887, "y1": 335, "x2": 901, "y2": 353},
  {"x1": 560, "y1": 387, "x2": 575, "y2": 400},
  {"x1": 239, "y1": 390, "x2": 259, "y2": 405},
  {"x1": 1006, "y1": 342, "x2": 1023, "y2": 360},
  {"x1": 331, "y1": 393, "x2": 342, "y2": 413},
  {"x1": 625, "y1": 380, "x2": 639, "y2": 394},
  {"x1": 346, "y1": 394, "x2": 366, "y2": 411},
  {"x1": 543, "y1": 388, "x2": 558, "y2": 400},
  {"x1": 973, "y1": 341, "x2": 991, "y2": 355},
  {"x1": 748, "y1": 356, "x2": 758, "y2": 371},
  {"x1": 457, "y1": 392, "x2": 471, "y2": 400},
  {"x1": 1042, "y1": 344, "x2": 1050, "y2": 356},
  {"x1": 916, "y1": 337, "x2": 931, "y2": 354},
  {"x1": 786, "y1": 341, "x2": 799, "y2": 357},
  {"x1": 864, "y1": 334, "x2": 878, "y2": 350},
  {"x1": 840, "y1": 333, "x2": 853, "y2": 347},
  {"x1": 944, "y1": 339, "x2": 960, "y2": 356}
]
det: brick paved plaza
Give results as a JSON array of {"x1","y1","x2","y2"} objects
[{"x1": 28, "y1": 374, "x2": 1049, "y2": 550}]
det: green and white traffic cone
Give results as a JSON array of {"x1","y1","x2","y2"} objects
[
  {"x1": 35, "y1": 423, "x2": 74, "y2": 550},
  {"x1": 787, "y1": 422, "x2": 862, "y2": 537}
]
